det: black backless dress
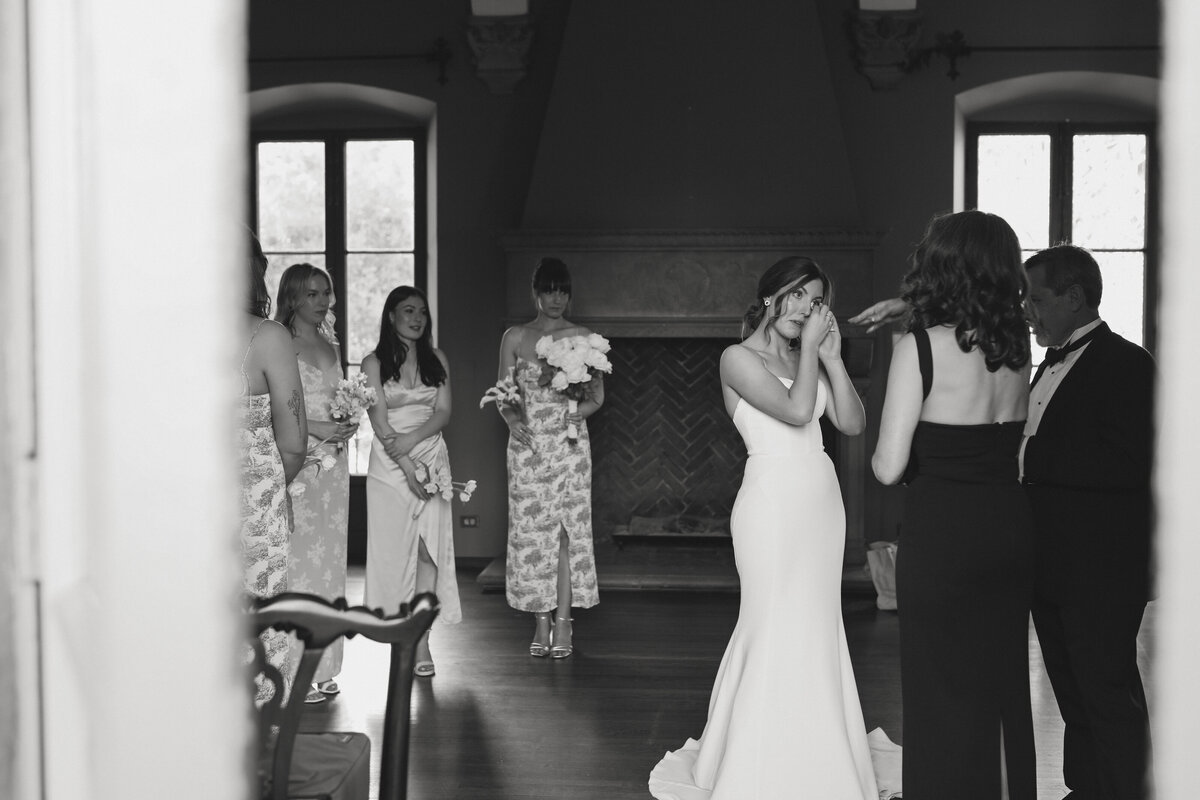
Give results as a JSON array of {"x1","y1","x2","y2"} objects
[{"x1": 897, "y1": 327, "x2": 1036, "y2": 799}]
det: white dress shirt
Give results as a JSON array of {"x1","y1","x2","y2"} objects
[{"x1": 1019, "y1": 318, "x2": 1104, "y2": 480}]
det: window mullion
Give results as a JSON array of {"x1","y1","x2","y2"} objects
[
  {"x1": 413, "y1": 133, "x2": 427, "y2": 289},
  {"x1": 964, "y1": 125, "x2": 980, "y2": 209},
  {"x1": 327, "y1": 138, "x2": 348, "y2": 370},
  {"x1": 1050, "y1": 124, "x2": 1070, "y2": 245}
]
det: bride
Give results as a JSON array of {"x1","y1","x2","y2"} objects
[{"x1": 649, "y1": 256, "x2": 878, "y2": 800}]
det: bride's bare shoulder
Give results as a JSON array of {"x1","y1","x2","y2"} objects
[
  {"x1": 720, "y1": 343, "x2": 765, "y2": 380},
  {"x1": 721, "y1": 342, "x2": 758, "y2": 364}
]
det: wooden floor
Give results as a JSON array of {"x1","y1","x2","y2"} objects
[{"x1": 300, "y1": 565, "x2": 1156, "y2": 800}]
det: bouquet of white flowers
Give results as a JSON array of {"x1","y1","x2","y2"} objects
[
  {"x1": 478, "y1": 367, "x2": 522, "y2": 410},
  {"x1": 329, "y1": 372, "x2": 377, "y2": 423},
  {"x1": 412, "y1": 454, "x2": 477, "y2": 519},
  {"x1": 288, "y1": 448, "x2": 340, "y2": 497},
  {"x1": 317, "y1": 372, "x2": 376, "y2": 454},
  {"x1": 535, "y1": 333, "x2": 613, "y2": 440}
]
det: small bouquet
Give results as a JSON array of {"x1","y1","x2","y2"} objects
[
  {"x1": 330, "y1": 372, "x2": 377, "y2": 424},
  {"x1": 412, "y1": 455, "x2": 477, "y2": 519},
  {"x1": 323, "y1": 372, "x2": 377, "y2": 453},
  {"x1": 479, "y1": 367, "x2": 522, "y2": 410},
  {"x1": 288, "y1": 448, "x2": 340, "y2": 497},
  {"x1": 535, "y1": 333, "x2": 613, "y2": 441}
]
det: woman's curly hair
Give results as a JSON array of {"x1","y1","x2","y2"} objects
[{"x1": 900, "y1": 210, "x2": 1030, "y2": 372}]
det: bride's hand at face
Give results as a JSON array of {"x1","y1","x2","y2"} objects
[
  {"x1": 817, "y1": 314, "x2": 842, "y2": 362},
  {"x1": 799, "y1": 303, "x2": 833, "y2": 351}
]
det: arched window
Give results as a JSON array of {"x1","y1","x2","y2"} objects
[
  {"x1": 249, "y1": 84, "x2": 436, "y2": 474},
  {"x1": 959, "y1": 72, "x2": 1159, "y2": 360}
]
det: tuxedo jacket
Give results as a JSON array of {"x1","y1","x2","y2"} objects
[{"x1": 1022, "y1": 323, "x2": 1156, "y2": 603}]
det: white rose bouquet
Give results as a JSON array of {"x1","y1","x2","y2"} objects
[{"x1": 535, "y1": 333, "x2": 613, "y2": 441}]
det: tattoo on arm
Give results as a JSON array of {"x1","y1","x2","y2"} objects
[{"x1": 289, "y1": 390, "x2": 303, "y2": 432}]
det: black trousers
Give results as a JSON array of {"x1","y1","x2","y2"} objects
[{"x1": 1031, "y1": 592, "x2": 1151, "y2": 800}]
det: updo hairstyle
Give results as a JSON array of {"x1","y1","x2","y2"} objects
[{"x1": 741, "y1": 256, "x2": 830, "y2": 345}]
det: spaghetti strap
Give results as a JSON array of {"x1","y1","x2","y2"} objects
[
  {"x1": 241, "y1": 317, "x2": 271, "y2": 373},
  {"x1": 913, "y1": 327, "x2": 933, "y2": 400},
  {"x1": 239, "y1": 318, "x2": 275, "y2": 395}
]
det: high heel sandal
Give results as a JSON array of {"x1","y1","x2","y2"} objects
[
  {"x1": 413, "y1": 631, "x2": 435, "y2": 678},
  {"x1": 550, "y1": 615, "x2": 573, "y2": 659},
  {"x1": 530, "y1": 612, "x2": 552, "y2": 658}
]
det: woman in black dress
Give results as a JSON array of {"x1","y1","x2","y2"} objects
[{"x1": 871, "y1": 210, "x2": 1036, "y2": 799}]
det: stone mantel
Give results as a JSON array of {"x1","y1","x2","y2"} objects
[
  {"x1": 500, "y1": 228, "x2": 884, "y2": 251},
  {"x1": 500, "y1": 228, "x2": 885, "y2": 332}
]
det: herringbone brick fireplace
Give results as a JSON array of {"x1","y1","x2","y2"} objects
[
  {"x1": 588, "y1": 337, "x2": 844, "y2": 543},
  {"x1": 588, "y1": 337, "x2": 745, "y2": 539}
]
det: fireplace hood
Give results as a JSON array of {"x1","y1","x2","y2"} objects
[{"x1": 503, "y1": 1, "x2": 880, "y2": 337}]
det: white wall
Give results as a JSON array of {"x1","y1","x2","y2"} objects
[
  {"x1": 1154, "y1": 0, "x2": 1200, "y2": 797},
  {"x1": 13, "y1": 0, "x2": 250, "y2": 797}
]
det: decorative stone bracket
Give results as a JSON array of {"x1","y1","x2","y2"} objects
[
  {"x1": 847, "y1": 9, "x2": 924, "y2": 91},
  {"x1": 465, "y1": 14, "x2": 535, "y2": 94}
]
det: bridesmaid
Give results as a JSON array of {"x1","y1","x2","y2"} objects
[
  {"x1": 870, "y1": 210, "x2": 1036, "y2": 798},
  {"x1": 274, "y1": 263, "x2": 359, "y2": 705},
  {"x1": 237, "y1": 230, "x2": 307, "y2": 703},
  {"x1": 362, "y1": 286, "x2": 462, "y2": 676},
  {"x1": 494, "y1": 257, "x2": 603, "y2": 659}
]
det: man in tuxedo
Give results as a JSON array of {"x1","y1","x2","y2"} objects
[
  {"x1": 1021, "y1": 244, "x2": 1155, "y2": 800},
  {"x1": 850, "y1": 243, "x2": 1156, "y2": 797}
]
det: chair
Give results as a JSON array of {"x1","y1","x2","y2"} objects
[{"x1": 249, "y1": 591, "x2": 440, "y2": 800}]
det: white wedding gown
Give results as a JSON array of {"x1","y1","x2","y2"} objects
[{"x1": 650, "y1": 378, "x2": 894, "y2": 800}]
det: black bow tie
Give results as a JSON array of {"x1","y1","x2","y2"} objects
[
  {"x1": 1042, "y1": 328, "x2": 1100, "y2": 366},
  {"x1": 1031, "y1": 326, "x2": 1102, "y2": 387}
]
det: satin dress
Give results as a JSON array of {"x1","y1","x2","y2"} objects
[{"x1": 363, "y1": 379, "x2": 462, "y2": 625}]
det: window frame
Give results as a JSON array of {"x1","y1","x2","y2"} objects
[
  {"x1": 249, "y1": 126, "x2": 428, "y2": 373},
  {"x1": 966, "y1": 120, "x2": 1159, "y2": 353}
]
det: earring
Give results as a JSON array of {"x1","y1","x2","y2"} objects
[{"x1": 763, "y1": 298, "x2": 771, "y2": 307}]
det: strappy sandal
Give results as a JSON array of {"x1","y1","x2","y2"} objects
[
  {"x1": 530, "y1": 611, "x2": 552, "y2": 658},
  {"x1": 303, "y1": 686, "x2": 327, "y2": 704},
  {"x1": 550, "y1": 615, "x2": 573, "y2": 659},
  {"x1": 316, "y1": 680, "x2": 340, "y2": 696},
  {"x1": 413, "y1": 631, "x2": 435, "y2": 677}
]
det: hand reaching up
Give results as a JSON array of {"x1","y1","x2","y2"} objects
[{"x1": 848, "y1": 297, "x2": 909, "y2": 333}]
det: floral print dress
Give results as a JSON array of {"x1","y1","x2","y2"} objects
[
  {"x1": 287, "y1": 358, "x2": 350, "y2": 682},
  {"x1": 505, "y1": 357, "x2": 599, "y2": 612},
  {"x1": 238, "y1": 319, "x2": 292, "y2": 701}
]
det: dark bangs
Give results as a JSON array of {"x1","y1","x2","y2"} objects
[{"x1": 532, "y1": 257, "x2": 572, "y2": 296}]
